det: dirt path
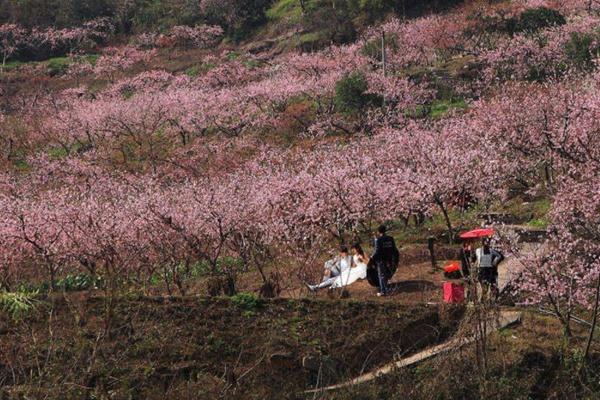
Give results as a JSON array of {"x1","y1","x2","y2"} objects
[
  {"x1": 497, "y1": 242, "x2": 542, "y2": 292},
  {"x1": 496, "y1": 224, "x2": 547, "y2": 293},
  {"x1": 305, "y1": 311, "x2": 522, "y2": 394}
]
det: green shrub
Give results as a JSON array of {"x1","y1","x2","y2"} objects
[
  {"x1": 429, "y1": 98, "x2": 468, "y2": 119},
  {"x1": 334, "y1": 72, "x2": 381, "y2": 114},
  {"x1": 57, "y1": 274, "x2": 104, "y2": 291},
  {"x1": 266, "y1": 0, "x2": 303, "y2": 23},
  {"x1": 18, "y1": 273, "x2": 103, "y2": 293},
  {"x1": 358, "y1": 0, "x2": 396, "y2": 23},
  {"x1": 0, "y1": 290, "x2": 39, "y2": 320},
  {"x1": 185, "y1": 65, "x2": 201, "y2": 77},
  {"x1": 505, "y1": 7, "x2": 565, "y2": 35},
  {"x1": 131, "y1": 0, "x2": 201, "y2": 32},
  {"x1": 231, "y1": 292, "x2": 262, "y2": 311},
  {"x1": 46, "y1": 56, "x2": 71, "y2": 76},
  {"x1": 302, "y1": 0, "x2": 357, "y2": 46},
  {"x1": 565, "y1": 32, "x2": 599, "y2": 70},
  {"x1": 201, "y1": 0, "x2": 272, "y2": 42},
  {"x1": 0, "y1": 0, "x2": 201, "y2": 32},
  {"x1": 0, "y1": 60, "x2": 25, "y2": 72}
]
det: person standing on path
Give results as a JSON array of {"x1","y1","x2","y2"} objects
[
  {"x1": 368, "y1": 225, "x2": 400, "y2": 297},
  {"x1": 475, "y1": 239, "x2": 504, "y2": 300}
]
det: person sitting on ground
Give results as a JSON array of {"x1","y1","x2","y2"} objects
[
  {"x1": 367, "y1": 225, "x2": 400, "y2": 297},
  {"x1": 328, "y1": 243, "x2": 369, "y2": 289},
  {"x1": 475, "y1": 239, "x2": 504, "y2": 300},
  {"x1": 307, "y1": 246, "x2": 354, "y2": 292}
]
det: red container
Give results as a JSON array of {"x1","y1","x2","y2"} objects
[
  {"x1": 444, "y1": 263, "x2": 460, "y2": 273},
  {"x1": 443, "y1": 282, "x2": 465, "y2": 304}
]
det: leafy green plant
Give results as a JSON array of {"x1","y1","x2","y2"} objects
[
  {"x1": 17, "y1": 273, "x2": 103, "y2": 294},
  {"x1": 511, "y1": 7, "x2": 566, "y2": 34},
  {"x1": 565, "y1": 32, "x2": 599, "y2": 71},
  {"x1": 429, "y1": 98, "x2": 468, "y2": 119},
  {"x1": 231, "y1": 292, "x2": 263, "y2": 311},
  {"x1": 408, "y1": 98, "x2": 468, "y2": 120},
  {"x1": 57, "y1": 274, "x2": 104, "y2": 291},
  {"x1": 46, "y1": 56, "x2": 71, "y2": 76},
  {"x1": 0, "y1": 290, "x2": 39, "y2": 320},
  {"x1": 185, "y1": 65, "x2": 201, "y2": 77},
  {"x1": 528, "y1": 218, "x2": 549, "y2": 229},
  {"x1": 266, "y1": 0, "x2": 303, "y2": 23},
  {"x1": 358, "y1": 0, "x2": 396, "y2": 23},
  {"x1": 334, "y1": 72, "x2": 382, "y2": 114},
  {"x1": 0, "y1": 60, "x2": 25, "y2": 72}
]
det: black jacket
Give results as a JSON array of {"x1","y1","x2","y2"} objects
[{"x1": 368, "y1": 235, "x2": 400, "y2": 271}]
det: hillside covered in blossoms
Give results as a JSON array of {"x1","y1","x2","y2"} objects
[{"x1": 2, "y1": 0, "x2": 600, "y2": 398}]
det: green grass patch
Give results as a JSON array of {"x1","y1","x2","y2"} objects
[
  {"x1": 82, "y1": 54, "x2": 100, "y2": 66},
  {"x1": 526, "y1": 198, "x2": 551, "y2": 228},
  {"x1": 184, "y1": 61, "x2": 224, "y2": 77},
  {"x1": 528, "y1": 218, "x2": 549, "y2": 229},
  {"x1": 298, "y1": 31, "x2": 326, "y2": 45},
  {"x1": 226, "y1": 51, "x2": 241, "y2": 61},
  {"x1": 408, "y1": 98, "x2": 468, "y2": 120},
  {"x1": 502, "y1": 196, "x2": 551, "y2": 226},
  {"x1": 530, "y1": 197, "x2": 551, "y2": 216},
  {"x1": 185, "y1": 65, "x2": 201, "y2": 77},
  {"x1": 13, "y1": 157, "x2": 30, "y2": 172},
  {"x1": 48, "y1": 142, "x2": 87, "y2": 159},
  {"x1": 266, "y1": 0, "x2": 303, "y2": 23},
  {"x1": 1, "y1": 60, "x2": 25, "y2": 72},
  {"x1": 429, "y1": 98, "x2": 468, "y2": 119},
  {"x1": 231, "y1": 292, "x2": 263, "y2": 314},
  {"x1": 46, "y1": 56, "x2": 72, "y2": 75},
  {"x1": 48, "y1": 146, "x2": 70, "y2": 159},
  {"x1": 2, "y1": 54, "x2": 98, "y2": 75}
]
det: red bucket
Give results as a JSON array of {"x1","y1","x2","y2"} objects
[
  {"x1": 444, "y1": 262, "x2": 460, "y2": 274},
  {"x1": 443, "y1": 282, "x2": 465, "y2": 304}
]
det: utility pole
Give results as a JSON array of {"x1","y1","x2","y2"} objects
[{"x1": 382, "y1": 30, "x2": 387, "y2": 109}]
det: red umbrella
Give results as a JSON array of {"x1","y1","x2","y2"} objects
[{"x1": 459, "y1": 228, "x2": 495, "y2": 239}]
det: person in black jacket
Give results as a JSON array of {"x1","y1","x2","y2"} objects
[{"x1": 368, "y1": 225, "x2": 400, "y2": 297}]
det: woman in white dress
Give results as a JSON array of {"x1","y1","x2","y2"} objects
[{"x1": 330, "y1": 244, "x2": 369, "y2": 289}]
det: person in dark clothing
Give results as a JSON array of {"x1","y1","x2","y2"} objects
[
  {"x1": 367, "y1": 225, "x2": 400, "y2": 297},
  {"x1": 459, "y1": 240, "x2": 476, "y2": 300},
  {"x1": 459, "y1": 241, "x2": 474, "y2": 278}
]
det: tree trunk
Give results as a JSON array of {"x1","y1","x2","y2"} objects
[
  {"x1": 435, "y1": 196, "x2": 454, "y2": 244},
  {"x1": 584, "y1": 275, "x2": 600, "y2": 360},
  {"x1": 428, "y1": 236, "x2": 437, "y2": 272}
]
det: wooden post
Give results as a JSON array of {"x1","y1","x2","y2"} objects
[
  {"x1": 381, "y1": 31, "x2": 386, "y2": 110},
  {"x1": 428, "y1": 236, "x2": 437, "y2": 273}
]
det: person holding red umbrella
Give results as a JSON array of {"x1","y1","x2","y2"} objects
[{"x1": 459, "y1": 228, "x2": 503, "y2": 301}]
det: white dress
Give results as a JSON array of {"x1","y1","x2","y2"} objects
[{"x1": 331, "y1": 255, "x2": 368, "y2": 288}]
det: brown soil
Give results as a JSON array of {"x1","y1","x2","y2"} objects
[
  {"x1": 0, "y1": 296, "x2": 463, "y2": 400},
  {"x1": 294, "y1": 262, "x2": 447, "y2": 305}
]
